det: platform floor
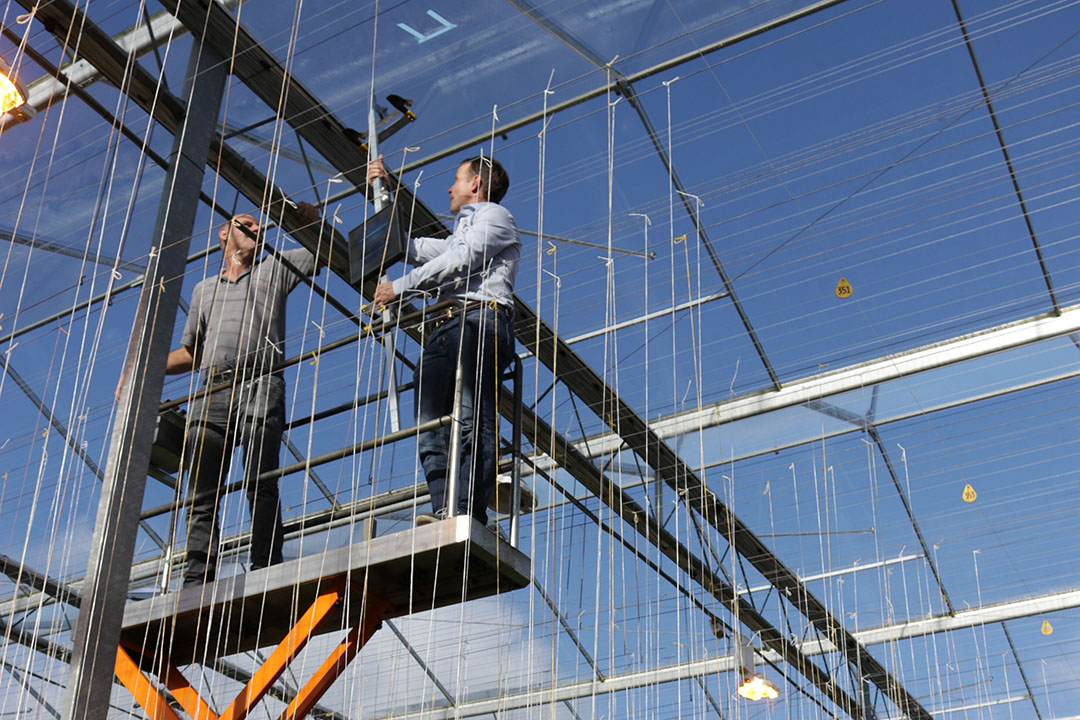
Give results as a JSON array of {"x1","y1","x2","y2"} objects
[{"x1": 119, "y1": 517, "x2": 529, "y2": 666}]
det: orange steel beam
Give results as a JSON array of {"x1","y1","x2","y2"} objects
[
  {"x1": 115, "y1": 644, "x2": 185, "y2": 720},
  {"x1": 160, "y1": 658, "x2": 219, "y2": 720},
  {"x1": 278, "y1": 595, "x2": 392, "y2": 720},
  {"x1": 218, "y1": 579, "x2": 345, "y2": 720}
]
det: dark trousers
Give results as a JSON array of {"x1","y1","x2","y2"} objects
[
  {"x1": 416, "y1": 306, "x2": 515, "y2": 524},
  {"x1": 182, "y1": 411, "x2": 285, "y2": 584}
]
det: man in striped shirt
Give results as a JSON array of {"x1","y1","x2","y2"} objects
[{"x1": 165, "y1": 203, "x2": 321, "y2": 585}]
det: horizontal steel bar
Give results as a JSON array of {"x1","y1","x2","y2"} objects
[
  {"x1": 564, "y1": 292, "x2": 727, "y2": 347},
  {"x1": 882, "y1": 695, "x2": 1028, "y2": 720},
  {"x1": 741, "y1": 553, "x2": 923, "y2": 596},
  {"x1": 285, "y1": 382, "x2": 416, "y2": 430},
  {"x1": 137, "y1": 415, "x2": 449, "y2": 521},
  {"x1": 532, "y1": 303, "x2": 1080, "y2": 470}
]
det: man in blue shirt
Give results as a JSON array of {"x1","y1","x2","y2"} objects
[{"x1": 368, "y1": 156, "x2": 519, "y2": 525}]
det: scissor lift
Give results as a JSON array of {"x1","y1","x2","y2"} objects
[{"x1": 114, "y1": 517, "x2": 529, "y2": 720}]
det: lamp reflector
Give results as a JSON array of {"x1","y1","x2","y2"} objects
[{"x1": 737, "y1": 674, "x2": 779, "y2": 701}]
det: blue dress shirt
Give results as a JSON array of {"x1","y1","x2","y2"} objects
[{"x1": 391, "y1": 202, "x2": 520, "y2": 309}]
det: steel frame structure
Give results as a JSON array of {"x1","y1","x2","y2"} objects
[{"x1": 0, "y1": 1, "x2": 1072, "y2": 720}]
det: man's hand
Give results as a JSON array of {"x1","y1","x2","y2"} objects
[
  {"x1": 367, "y1": 154, "x2": 387, "y2": 185},
  {"x1": 295, "y1": 201, "x2": 320, "y2": 226},
  {"x1": 373, "y1": 281, "x2": 396, "y2": 306}
]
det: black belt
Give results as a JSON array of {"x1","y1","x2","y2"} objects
[
  {"x1": 203, "y1": 368, "x2": 282, "y2": 387},
  {"x1": 425, "y1": 300, "x2": 512, "y2": 334}
]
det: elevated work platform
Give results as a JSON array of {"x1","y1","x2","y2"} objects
[{"x1": 115, "y1": 518, "x2": 528, "y2": 720}]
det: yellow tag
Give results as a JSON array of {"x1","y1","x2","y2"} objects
[
  {"x1": 835, "y1": 277, "x2": 853, "y2": 299},
  {"x1": 1042, "y1": 620, "x2": 1053, "y2": 635},
  {"x1": 962, "y1": 483, "x2": 977, "y2": 503}
]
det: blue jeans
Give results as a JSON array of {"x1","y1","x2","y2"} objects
[{"x1": 416, "y1": 305, "x2": 514, "y2": 524}]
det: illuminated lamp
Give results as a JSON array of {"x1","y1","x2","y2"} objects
[
  {"x1": 0, "y1": 59, "x2": 26, "y2": 114},
  {"x1": 734, "y1": 634, "x2": 780, "y2": 701},
  {"x1": 737, "y1": 673, "x2": 780, "y2": 701}
]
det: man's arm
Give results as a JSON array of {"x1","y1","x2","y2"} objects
[
  {"x1": 166, "y1": 346, "x2": 195, "y2": 374},
  {"x1": 115, "y1": 345, "x2": 194, "y2": 402},
  {"x1": 292, "y1": 201, "x2": 329, "y2": 270}
]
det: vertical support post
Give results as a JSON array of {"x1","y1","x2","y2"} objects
[
  {"x1": 859, "y1": 676, "x2": 878, "y2": 720},
  {"x1": 379, "y1": 298, "x2": 403, "y2": 433},
  {"x1": 60, "y1": 41, "x2": 228, "y2": 720},
  {"x1": 444, "y1": 311, "x2": 469, "y2": 518},
  {"x1": 510, "y1": 359, "x2": 523, "y2": 547},
  {"x1": 367, "y1": 105, "x2": 401, "y2": 432}
]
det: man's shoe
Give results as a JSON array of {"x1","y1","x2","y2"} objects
[{"x1": 416, "y1": 509, "x2": 448, "y2": 526}]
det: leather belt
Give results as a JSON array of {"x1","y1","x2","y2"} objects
[
  {"x1": 204, "y1": 367, "x2": 281, "y2": 387},
  {"x1": 424, "y1": 300, "x2": 511, "y2": 335}
]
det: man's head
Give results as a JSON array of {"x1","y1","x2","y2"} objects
[
  {"x1": 448, "y1": 155, "x2": 509, "y2": 214},
  {"x1": 219, "y1": 213, "x2": 260, "y2": 255}
]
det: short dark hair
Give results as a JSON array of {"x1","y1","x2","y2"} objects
[{"x1": 462, "y1": 155, "x2": 509, "y2": 204}]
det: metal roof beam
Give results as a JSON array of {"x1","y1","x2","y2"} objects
[
  {"x1": 0, "y1": 228, "x2": 143, "y2": 273},
  {"x1": 379, "y1": 0, "x2": 856, "y2": 178},
  {"x1": 371, "y1": 585, "x2": 1080, "y2": 720},
  {"x1": 157, "y1": 0, "x2": 372, "y2": 192},
  {"x1": 546, "y1": 302, "x2": 1080, "y2": 465},
  {"x1": 14, "y1": 0, "x2": 346, "y2": 276},
  {"x1": 950, "y1": 0, "x2": 1060, "y2": 313},
  {"x1": 0, "y1": 0, "x2": 244, "y2": 130},
  {"x1": 505, "y1": 0, "x2": 781, "y2": 389}
]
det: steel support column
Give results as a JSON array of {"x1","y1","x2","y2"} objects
[{"x1": 59, "y1": 37, "x2": 228, "y2": 720}]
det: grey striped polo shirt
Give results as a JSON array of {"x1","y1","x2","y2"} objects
[{"x1": 182, "y1": 247, "x2": 315, "y2": 421}]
